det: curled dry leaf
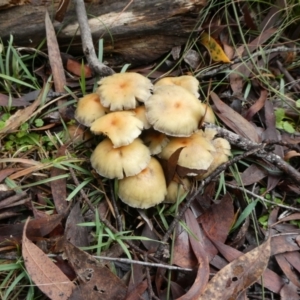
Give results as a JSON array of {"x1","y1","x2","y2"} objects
[
  {"x1": 198, "y1": 237, "x2": 271, "y2": 300},
  {"x1": 200, "y1": 32, "x2": 231, "y2": 63},
  {"x1": 22, "y1": 219, "x2": 75, "y2": 299}
]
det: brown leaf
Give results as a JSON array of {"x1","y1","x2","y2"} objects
[
  {"x1": 65, "y1": 201, "x2": 89, "y2": 247},
  {"x1": 210, "y1": 91, "x2": 260, "y2": 142},
  {"x1": 275, "y1": 253, "x2": 300, "y2": 288},
  {"x1": 176, "y1": 209, "x2": 209, "y2": 300},
  {"x1": 199, "y1": 237, "x2": 271, "y2": 299},
  {"x1": 234, "y1": 164, "x2": 267, "y2": 186},
  {"x1": 173, "y1": 223, "x2": 198, "y2": 269},
  {"x1": 66, "y1": 58, "x2": 92, "y2": 78},
  {"x1": 0, "y1": 214, "x2": 63, "y2": 244},
  {"x1": 0, "y1": 168, "x2": 21, "y2": 182},
  {"x1": 271, "y1": 233, "x2": 300, "y2": 255},
  {"x1": 280, "y1": 281, "x2": 299, "y2": 300},
  {"x1": 198, "y1": 193, "x2": 234, "y2": 242},
  {"x1": 166, "y1": 147, "x2": 185, "y2": 185},
  {"x1": 244, "y1": 89, "x2": 268, "y2": 121},
  {"x1": 22, "y1": 219, "x2": 75, "y2": 299},
  {"x1": 45, "y1": 11, "x2": 66, "y2": 93},
  {"x1": 211, "y1": 239, "x2": 284, "y2": 294},
  {"x1": 64, "y1": 241, "x2": 127, "y2": 300}
]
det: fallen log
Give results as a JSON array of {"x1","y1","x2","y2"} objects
[{"x1": 0, "y1": 0, "x2": 206, "y2": 66}]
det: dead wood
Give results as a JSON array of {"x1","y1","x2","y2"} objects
[{"x1": 0, "y1": 0, "x2": 206, "y2": 66}]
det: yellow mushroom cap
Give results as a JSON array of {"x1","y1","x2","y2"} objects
[
  {"x1": 75, "y1": 93, "x2": 106, "y2": 127},
  {"x1": 159, "y1": 131, "x2": 216, "y2": 174},
  {"x1": 145, "y1": 85, "x2": 205, "y2": 137},
  {"x1": 164, "y1": 178, "x2": 191, "y2": 203},
  {"x1": 91, "y1": 138, "x2": 151, "y2": 179},
  {"x1": 155, "y1": 75, "x2": 200, "y2": 98},
  {"x1": 97, "y1": 72, "x2": 153, "y2": 111},
  {"x1": 129, "y1": 105, "x2": 151, "y2": 129},
  {"x1": 118, "y1": 157, "x2": 167, "y2": 209},
  {"x1": 90, "y1": 111, "x2": 144, "y2": 148},
  {"x1": 142, "y1": 128, "x2": 169, "y2": 155},
  {"x1": 197, "y1": 137, "x2": 231, "y2": 180}
]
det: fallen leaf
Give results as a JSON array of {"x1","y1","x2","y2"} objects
[
  {"x1": 200, "y1": 32, "x2": 231, "y2": 63},
  {"x1": 244, "y1": 89, "x2": 268, "y2": 121},
  {"x1": 173, "y1": 222, "x2": 198, "y2": 268},
  {"x1": 198, "y1": 237, "x2": 271, "y2": 299},
  {"x1": 0, "y1": 168, "x2": 21, "y2": 182},
  {"x1": 64, "y1": 241, "x2": 127, "y2": 300},
  {"x1": 22, "y1": 219, "x2": 75, "y2": 299},
  {"x1": 210, "y1": 91, "x2": 260, "y2": 142},
  {"x1": 211, "y1": 239, "x2": 284, "y2": 294},
  {"x1": 65, "y1": 201, "x2": 89, "y2": 247},
  {"x1": 275, "y1": 253, "x2": 300, "y2": 288},
  {"x1": 176, "y1": 209, "x2": 209, "y2": 300}
]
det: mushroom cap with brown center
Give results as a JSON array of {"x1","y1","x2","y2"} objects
[
  {"x1": 97, "y1": 72, "x2": 153, "y2": 111},
  {"x1": 155, "y1": 75, "x2": 200, "y2": 98},
  {"x1": 145, "y1": 85, "x2": 205, "y2": 137},
  {"x1": 75, "y1": 93, "x2": 106, "y2": 127},
  {"x1": 159, "y1": 131, "x2": 216, "y2": 174},
  {"x1": 91, "y1": 138, "x2": 151, "y2": 179},
  {"x1": 118, "y1": 157, "x2": 167, "y2": 209},
  {"x1": 90, "y1": 111, "x2": 144, "y2": 148}
]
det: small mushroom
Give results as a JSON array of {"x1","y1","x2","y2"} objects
[
  {"x1": 201, "y1": 103, "x2": 215, "y2": 124},
  {"x1": 141, "y1": 128, "x2": 169, "y2": 155},
  {"x1": 90, "y1": 111, "x2": 144, "y2": 147},
  {"x1": 164, "y1": 178, "x2": 191, "y2": 203},
  {"x1": 75, "y1": 93, "x2": 106, "y2": 127},
  {"x1": 91, "y1": 138, "x2": 151, "y2": 179},
  {"x1": 155, "y1": 75, "x2": 200, "y2": 98},
  {"x1": 197, "y1": 138, "x2": 231, "y2": 180},
  {"x1": 97, "y1": 72, "x2": 153, "y2": 111},
  {"x1": 159, "y1": 131, "x2": 216, "y2": 175},
  {"x1": 145, "y1": 85, "x2": 205, "y2": 137},
  {"x1": 118, "y1": 157, "x2": 167, "y2": 209}
]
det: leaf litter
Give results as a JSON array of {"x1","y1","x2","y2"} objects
[{"x1": 1, "y1": 1, "x2": 300, "y2": 299}]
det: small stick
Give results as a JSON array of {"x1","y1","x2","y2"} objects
[
  {"x1": 93, "y1": 255, "x2": 193, "y2": 272},
  {"x1": 204, "y1": 123, "x2": 300, "y2": 183},
  {"x1": 225, "y1": 183, "x2": 300, "y2": 212},
  {"x1": 74, "y1": 0, "x2": 114, "y2": 76}
]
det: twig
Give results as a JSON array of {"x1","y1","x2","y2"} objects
[
  {"x1": 198, "y1": 46, "x2": 300, "y2": 79},
  {"x1": 74, "y1": 0, "x2": 114, "y2": 76},
  {"x1": 154, "y1": 146, "x2": 264, "y2": 259},
  {"x1": 204, "y1": 123, "x2": 300, "y2": 183},
  {"x1": 225, "y1": 183, "x2": 300, "y2": 212},
  {"x1": 93, "y1": 255, "x2": 193, "y2": 271}
]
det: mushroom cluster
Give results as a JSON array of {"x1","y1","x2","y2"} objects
[{"x1": 75, "y1": 73, "x2": 231, "y2": 209}]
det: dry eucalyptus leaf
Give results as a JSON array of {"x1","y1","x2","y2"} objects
[
  {"x1": 22, "y1": 219, "x2": 75, "y2": 299},
  {"x1": 198, "y1": 237, "x2": 271, "y2": 300}
]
